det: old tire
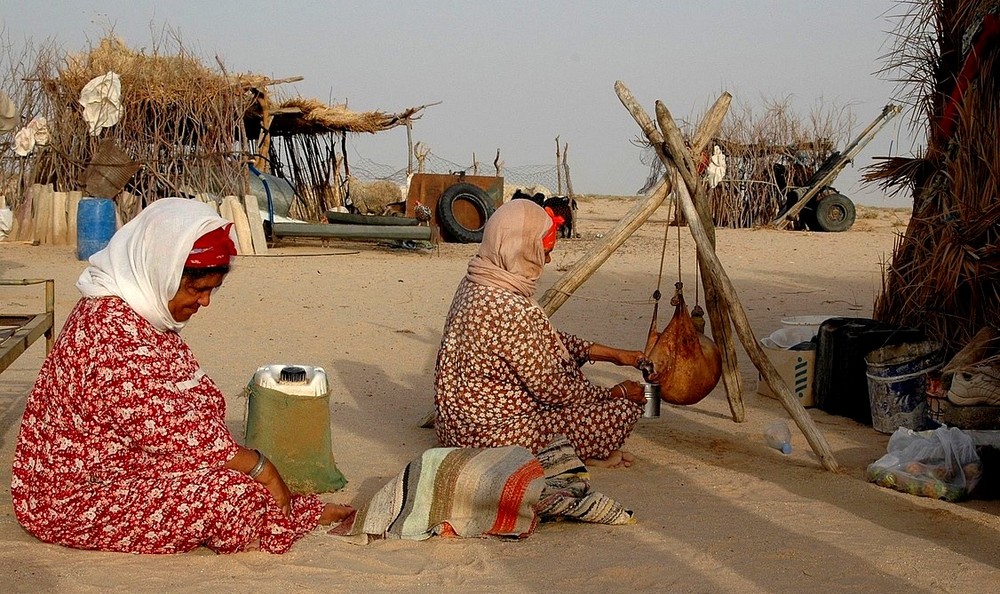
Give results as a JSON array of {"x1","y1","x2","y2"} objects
[
  {"x1": 437, "y1": 183, "x2": 494, "y2": 243},
  {"x1": 813, "y1": 193, "x2": 856, "y2": 232}
]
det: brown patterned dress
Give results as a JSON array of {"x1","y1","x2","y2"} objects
[{"x1": 435, "y1": 278, "x2": 642, "y2": 460}]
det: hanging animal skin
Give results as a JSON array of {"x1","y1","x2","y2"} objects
[{"x1": 641, "y1": 282, "x2": 722, "y2": 405}]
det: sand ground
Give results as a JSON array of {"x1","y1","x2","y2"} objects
[{"x1": 1, "y1": 198, "x2": 997, "y2": 593}]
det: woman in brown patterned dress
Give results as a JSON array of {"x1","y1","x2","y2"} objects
[{"x1": 434, "y1": 199, "x2": 648, "y2": 469}]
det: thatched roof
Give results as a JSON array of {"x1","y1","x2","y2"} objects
[
  {"x1": 8, "y1": 34, "x2": 430, "y2": 206},
  {"x1": 260, "y1": 97, "x2": 407, "y2": 136},
  {"x1": 49, "y1": 36, "x2": 413, "y2": 139}
]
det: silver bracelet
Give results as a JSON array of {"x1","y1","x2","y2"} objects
[{"x1": 248, "y1": 449, "x2": 267, "y2": 479}]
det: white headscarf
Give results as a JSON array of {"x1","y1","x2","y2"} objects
[{"x1": 76, "y1": 197, "x2": 235, "y2": 333}]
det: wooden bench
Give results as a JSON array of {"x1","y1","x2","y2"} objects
[{"x1": 0, "y1": 279, "x2": 55, "y2": 374}]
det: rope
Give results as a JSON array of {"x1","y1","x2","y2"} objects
[
  {"x1": 653, "y1": 198, "x2": 672, "y2": 303},
  {"x1": 676, "y1": 212, "x2": 682, "y2": 283},
  {"x1": 694, "y1": 248, "x2": 701, "y2": 306}
]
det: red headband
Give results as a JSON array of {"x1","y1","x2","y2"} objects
[
  {"x1": 185, "y1": 224, "x2": 237, "y2": 268},
  {"x1": 542, "y1": 207, "x2": 565, "y2": 251}
]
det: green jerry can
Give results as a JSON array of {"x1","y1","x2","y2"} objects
[{"x1": 245, "y1": 364, "x2": 347, "y2": 493}]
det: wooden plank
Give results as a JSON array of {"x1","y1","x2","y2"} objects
[
  {"x1": 51, "y1": 191, "x2": 68, "y2": 245},
  {"x1": 243, "y1": 195, "x2": 268, "y2": 255},
  {"x1": 218, "y1": 195, "x2": 234, "y2": 221},
  {"x1": 200, "y1": 195, "x2": 220, "y2": 214},
  {"x1": 35, "y1": 185, "x2": 53, "y2": 245},
  {"x1": 67, "y1": 191, "x2": 82, "y2": 246},
  {"x1": 223, "y1": 195, "x2": 253, "y2": 255},
  {"x1": 13, "y1": 185, "x2": 36, "y2": 241},
  {"x1": 117, "y1": 191, "x2": 140, "y2": 225}
]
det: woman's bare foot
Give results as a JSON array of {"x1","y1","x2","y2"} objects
[
  {"x1": 585, "y1": 450, "x2": 636, "y2": 469},
  {"x1": 318, "y1": 503, "x2": 354, "y2": 525}
]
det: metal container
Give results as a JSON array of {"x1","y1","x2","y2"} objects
[{"x1": 642, "y1": 382, "x2": 661, "y2": 418}]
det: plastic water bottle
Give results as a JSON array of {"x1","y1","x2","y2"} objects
[{"x1": 764, "y1": 421, "x2": 793, "y2": 454}]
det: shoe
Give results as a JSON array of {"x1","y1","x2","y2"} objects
[{"x1": 947, "y1": 366, "x2": 1000, "y2": 406}]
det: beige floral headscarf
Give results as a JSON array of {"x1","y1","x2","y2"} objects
[{"x1": 465, "y1": 199, "x2": 552, "y2": 299}]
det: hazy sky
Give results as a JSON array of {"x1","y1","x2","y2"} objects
[{"x1": 1, "y1": 1, "x2": 918, "y2": 206}]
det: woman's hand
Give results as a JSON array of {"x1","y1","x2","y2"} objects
[
  {"x1": 613, "y1": 380, "x2": 647, "y2": 406},
  {"x1": 616, "y1": 350, "x2": 648, "y2": 369},
  {"x1": 226, "y1": 447, "x2": 292, "y2": 516}
]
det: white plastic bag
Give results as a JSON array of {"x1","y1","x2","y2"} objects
[
  {"x1": 867, "y1": 425, "x2": 983, "y2": 501},
  {"x1": 760, "y1": 326, "x2": 815, "y2": 349},
  {"x1": 79, "y1": 71, "x2": 123, "y2": 135},
  {"x1": 706, "y1": 145, "x2": 727, "y2": 188}
]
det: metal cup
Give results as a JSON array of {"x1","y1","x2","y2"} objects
[{"x1": 642, "y1": 382, "x2": 661, "y2": 418}]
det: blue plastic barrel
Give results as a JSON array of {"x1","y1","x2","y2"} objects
[{"x1": 76, "y1": 197, "x2": 117, "y2": 261}]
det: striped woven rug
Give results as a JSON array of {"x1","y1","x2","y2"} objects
[{"x1": 330, "y1": 435, "x2": 633, "y2": 543}]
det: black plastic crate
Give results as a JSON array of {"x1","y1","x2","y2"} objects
[{"x1": 813, "y1": 317, "x2": 925, "y2": 425}]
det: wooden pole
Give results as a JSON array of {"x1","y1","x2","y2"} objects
[
  {"x1": 616, "y1": 82, "x2": 837, "y2": 470},
  {"x1": 555, "y1": 136, "x2": 563, "y2": 194},
  {"x1": 651, "y1": 99, "x2": 745, "y2": 422},
  {"x1": 67, "y1": 190, "x2": 82, "y2": 247},
  {"x1": 665, "y1": 166, "x2": 840, "y2": 471},
  {"x1": 616, "y1": 82, "x2": 744, "y2": 422},
  {"x1": 538, "y1": 91, "x2": 731, "y2": 316},
  {"x1": 562, "y1": 142, "x2": 575, "y2": 198},
  {"x1": 406, "y1": 120, "x2": 414, "y2": 175},
  {"x1": 561, "y1": 143, "x2": 577, "y2": 235},
  {"x1": 51, "y1": 191, "x2": 68, "y2": 245},
  {"x1": 615, "y1": 81, "x2": 839, "y2": 472},
  {"x1": 36, "y1": 185, "x2": 53, "y2": 245},
  {"x1": 254, "y1": 89, "x2": 272, "y2": 173}
]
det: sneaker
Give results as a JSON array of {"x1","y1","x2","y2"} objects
[{"x1": 947, "y1": 366, "x2": 1000, "y2": 406}]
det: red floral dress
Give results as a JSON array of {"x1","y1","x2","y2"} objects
[
  {"x1": 11, "y1": 297, "x2": 324, "y2": 554},
  {"x1": 434, "y1": 278, "x2": 642, "y2": 459}
]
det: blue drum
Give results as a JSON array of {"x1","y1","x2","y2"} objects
[{"x1": 76, "y1": 197, "x2": 116, "y2": 260}]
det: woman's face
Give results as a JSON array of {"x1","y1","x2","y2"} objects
[{"x1": 168, "y1": 273, "x2": 226, "y2": 322}]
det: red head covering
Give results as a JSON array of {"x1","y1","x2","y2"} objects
[
  {"x1": 542, "y1": 207, "x2": 565, "y2": 251},
  {"x1": 185, "y1": 223, "x2": 237, "y2": 268}
]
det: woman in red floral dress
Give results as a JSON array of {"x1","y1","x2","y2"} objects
[
  {"x1": 434, "y1": 199, "x2": 649, "y2": 469},
  {"x1": 11, "y1": 198, "x2": 350, "y2": 554}
]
